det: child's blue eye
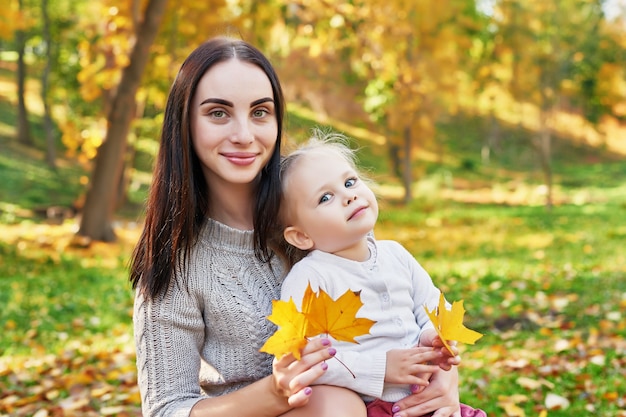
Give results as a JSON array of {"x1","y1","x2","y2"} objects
[
  {"x1": 345, "y1": 178, "x2": 357, "y2": 188},
  {"x1": 319, "y1": 193, "x2": 331, "y2": 204}
]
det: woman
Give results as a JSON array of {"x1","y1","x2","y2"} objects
[{"x1": 129, "y1": 36, "x2": 462, "y2": 417}]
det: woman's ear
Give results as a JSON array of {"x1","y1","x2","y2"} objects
[{"x1": 284, "y1": 226, "x2": 314, "y2": 251}]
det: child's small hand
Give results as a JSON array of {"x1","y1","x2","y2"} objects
[
  {"x1": 431, "y1": 337, "x2": 461, "y2": 370},
  {"x1": 419, "y1": 331, "x2": 462, "y2": 369},
  {"x1": 385, "y1": 347, "x2": 442, "y2": 386}
]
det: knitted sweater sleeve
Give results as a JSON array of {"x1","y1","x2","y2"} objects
[
  {"x1": 134, "y1": 283, "x2": 205, "y2": 417},
  {"x1": 133, "y1": 220, "x2": 281, "y2": 417}
]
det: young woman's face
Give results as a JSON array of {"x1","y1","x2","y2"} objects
[
  {"x1": 283, "y1": 150, "x2": 379, "y2": 255},
  {"x1": 190, "y1": 59, "x2": 278, "y2": 191}
]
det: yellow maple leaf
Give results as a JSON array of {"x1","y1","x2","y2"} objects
[
  {"x1": 260, "y1": 298, "x2": 308, "y2": 359},
  {"x1": 424, "y1": 292, "x2": 483, "y2": 355},
  {"x1": 260, "y1": 283, "x2": 376, "y2": 359},
  {"x1": 302, "y1": 284, "x2": 377, "y2": 343}
]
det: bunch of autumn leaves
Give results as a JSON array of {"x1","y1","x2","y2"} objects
[{"x1": 260, "y1": 283, "x2": 483, "y2": 359}]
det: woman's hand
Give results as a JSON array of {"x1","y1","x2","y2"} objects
[
  {"x1": 271, "y1": 338, "x2": 336, "y2": 407},
  {"x1": 391, "y1": 367, "x2": 461, "y2": 417}
]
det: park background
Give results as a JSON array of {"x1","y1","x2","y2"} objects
[{"x1": 1, "y1": 0, "x2": 625, "y2": 416}]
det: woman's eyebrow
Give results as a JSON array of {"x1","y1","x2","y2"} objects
[
  {"x1": 251, "y1": 97, "x2": 274, "y2": 107},
  {"x1": 199, "y1": 98, "x2": 233, "y2": 106}
]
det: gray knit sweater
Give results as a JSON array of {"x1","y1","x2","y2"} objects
[{"x1": 133, "y1": 219, "x2": 284, "y2": 417}]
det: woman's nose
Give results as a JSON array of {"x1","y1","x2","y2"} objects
[{"x1": 230, "y1": 118, "x2": 254, "y2": 144}]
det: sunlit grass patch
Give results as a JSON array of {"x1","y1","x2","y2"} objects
[
  {"x1": 0, "y1": 221, "x2": 138, "y2": 357},
  {"x1": 373, "y1": 198, "x2": 626, "y2": 416}
]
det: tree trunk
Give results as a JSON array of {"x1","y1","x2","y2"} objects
[
  {"x1": 402, "y1": 126, "x2": 413, "y2": 204},
  {"x1": 41, "y1": 0, "x2": 56, "y2": 168},
  {"x1": 537, "y1": 110, "x2": 553, "y2": 211},
  {"x1": 16, "y1": 0, "x2": 32, "y2": 146},
  {"x1": 117, "y1": 94, "x2": 146, "y2": 210},
  {"x1": 387, "y1": 142, "x2": 402, "y2": 180},
  {"x1": 77, "y1": 0, "x2": 168, "y2": 242},
  {"x1": 482, "y1": 98, "x2": 501, "y2": 164},
  {"x1": 116, "y1": 135, "x2": 137, "y2": 211}
]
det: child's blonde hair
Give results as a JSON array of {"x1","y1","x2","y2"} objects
[
  {"x1": 274, "y1": 128, "x2": 366, "y2": 270},
  {"x1": 280, "y1": 128, "x2": 359, "y2": 191}
]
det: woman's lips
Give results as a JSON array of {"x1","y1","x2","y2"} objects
[{"x1": 222, "y1": 152, "x2": 257, "y2": 166}]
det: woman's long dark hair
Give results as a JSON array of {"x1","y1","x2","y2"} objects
[{"x1": 129, "y1": 37, "x2": 285, "y2": 300}]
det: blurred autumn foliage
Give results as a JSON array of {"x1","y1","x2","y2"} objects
[
  {"x1": 2, "y1": 0, "x2": 626, "y2": 239},
  {"x1": 1, "y1": 0, "x2": 626, "y2": 416}
]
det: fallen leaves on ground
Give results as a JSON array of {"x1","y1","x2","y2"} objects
[
  {"x1": 2, "y1": 219, "x2": 625, "y2": 416},
  {"x1": 463, "y1": 309, "x2": 626, "y2": 416},
  {"x1": 0, "y1": 341, "x2": 141, "y2": 417}
]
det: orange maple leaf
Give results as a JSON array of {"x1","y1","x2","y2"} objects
[
  {"x1": 260, "y1": 283, "x2": 376, "y2": 359},
  {"x1": 424, "y1": 292, "x2": 483, "y2": 355}
]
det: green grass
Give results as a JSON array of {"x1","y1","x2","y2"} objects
[
  {"x1": 1, "y1": 83, "x2": 626, "y2": 415},
  {"x1": 375, "y1": 200, "x2": 626, "y2": 416},
  {"x1": 0, "y1": 241, "x2": 134, "y2": 357}
]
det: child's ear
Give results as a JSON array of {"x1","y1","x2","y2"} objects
[{"x1": 284, "y1": 226, "x2": 314, "y2": 251}]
